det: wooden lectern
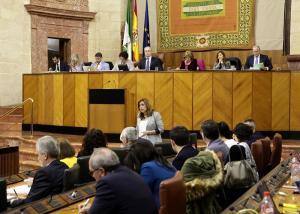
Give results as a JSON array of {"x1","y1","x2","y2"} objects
[{"x1": 89, "y1": 89, "x2": 125, "y2": 133}]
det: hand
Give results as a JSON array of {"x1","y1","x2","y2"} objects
[
  {"x1": 78, "y1": 203, "x2": 91, "y2": 214},
  {"x1": 141, "y1": 130, "x2": 154, "y2": 137}
]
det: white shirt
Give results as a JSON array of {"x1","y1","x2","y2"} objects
[
  {"x1": 138, "y1": 118, "x2": 148, "y2": 137},
  {"x1": 225, "y1": 139, "x2": 237, "y2": 149}
]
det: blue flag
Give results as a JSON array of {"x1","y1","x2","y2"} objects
[{"x1": 143, "y1": 0, "x2": 150, "y2": 56}]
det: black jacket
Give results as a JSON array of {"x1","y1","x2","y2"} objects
[
  {"x1": 172, "y1": 144, "x2": 199, "y2": 170},
  {"x1": 11, "y1": 160, "x2": 68, "y2": 207},
  {"x1": 89, "y1": 165, "x2": 157, "y2": 214},
  {"x1": 244, "y1": 54, "x2": 273, "y2": 70},
  {"x1": 138, "y1": 57, "x2": 163, "y2": 71}
]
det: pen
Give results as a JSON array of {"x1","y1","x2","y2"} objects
[
  {"x1": 13, "y1": 189, "x2": 18, "y2": 198},
  {"x1": 83, "y1": 198, "x2": 90, "y2": 207},
  {"x1": 279, "y1": 203, "x2": 298, "y2": 209}
]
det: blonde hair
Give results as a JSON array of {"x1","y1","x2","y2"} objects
[
  {"x1": 70, "y1": 54, "x2": 81, "y2": 66},
  {"x1": 137, "y1": 98, "x2": 154, "y2": 119},
  {"x1": 184, "y1": 51, "x2": 194, "y2": 59}
]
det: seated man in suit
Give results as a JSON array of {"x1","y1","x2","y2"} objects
[
  {"x1": 90, "y1": 52, "x2": 110, "y2": 71},
  {"x1": 78, "y1": 148, "x2": 157, "y2": 214},
  {"x1": 138, "y1": 46, "x2": 163, "y2": 71},
  {"x1": 11, "y1": 136, "x2": 68, "y2": 207},
  {"x1": 244, "y1": 45, "x2": 273, "y2": 70},
  {"x1": 50, "y1": 55, "x2": 69, "y2": 72},
  {"x1": 170, "y1": 126, "x2": 198, "y2": 170}
]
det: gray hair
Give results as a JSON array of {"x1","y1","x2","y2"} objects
[
  {"x1": 244, "y1": 119, "x2": 256, "y2": 132},
  {"x1": 120, "y1": 127, "x2": 137, "y2": 143},
  {"x1": 90, "y1": 148, "x2": 120, "y2": 171},
  {"x1": 36, "y1": 136, "x2": 60, "y2": 159},
  {"x1": 253, "y1": 45, "x2": 260, "y2": 50}
]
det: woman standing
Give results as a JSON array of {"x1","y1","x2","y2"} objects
[{"x1": 136, "y1": 98, "x2": 164, "y2": 144}]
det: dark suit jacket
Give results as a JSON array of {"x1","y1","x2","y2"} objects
[
  {"x1": 246, "y1": 131, "x2": 265, "y2": 147},
  {"x1": 11, "y1": 160, "x2": 68, "y2": 207},
  {"x1": 244, "y1": 54, "x2": 273, "y2": 70},
  {"x1": 138, "y1": 56, "x2": 163, "y2": 71},
  {"x1": 180, "y1": 59, "x2": 198, "y2": 71},
  {"x1": 172, "y1": 144, "x2": 199, "y2": 170},
  {"x1": 51, "y1": 61, "x2": 69, "y2": 72},
  {"x1": 89, "y1": 165, "x2": 157, "y2": 214}
]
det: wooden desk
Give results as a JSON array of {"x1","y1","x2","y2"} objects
[
  {"x1": 51, "y1": 197, "x2": 95, "y2": 214},
  {"x1": 23, "y1": 70, "x2": 300, "y2": 131}
]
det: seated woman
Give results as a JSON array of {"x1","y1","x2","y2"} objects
[
  {"x1": 58, "y1": 138, "x2": 77, "y2": 168},
  {"x1": 69, "y1": 54, "x2": 83, "y2": 72},
  {"x1": 213, "y1": 50, "x2": 230, "y2": 70},
  {"x1": 179, "y1": 51, "x2": 198, "y2": 71},
  {"x1": 77, "y1": 128, "x2": 107, "y2": 157},
  {"x1": 136, "y1": 98, "x2": 164, "y2": 144},
  {"x1": 124, "y1": 140, "x2": 176, "y2": 209},
  {"x1": 112, "y1": 51, "x2": 135, "y2": 71}
]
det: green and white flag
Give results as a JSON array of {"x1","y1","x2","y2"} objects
[{"x1": 123, "y1": 0, "x2": 132, "y2": 60}]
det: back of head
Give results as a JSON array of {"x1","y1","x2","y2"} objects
[
  {"x1": 218, "y1": 121, "x2": 232, "y2": 140},
  {"x1": 244, "y1": 119, "x2": 256, "y2": 132},
  {"x1": 200, "y1": 120, "x2": 220, "y2": 141},
  {"x1": 58, "y1": 138, "x2": 75, "y2": 159},
  {"x1": 233, "y1": 123, "x2": 253, "y2": 142},
  {"x1": 36, "y1": 136, "x2": 60, "y2": 159},
  {"x1": 124, "y1": 139, "x2": 170, "y2": 172},
  {"x1": 80, "y1": 129, "x2": 107, "y2": 156},
  {"x1": 170, "y1": 126, "x2": 190, "y2": 146},
  {"x1": 120, "y1": 127, "x2": 138, "y2": 143},
  {"x1": 90, "y1": 148, "x2": 120, "y2": 172}
]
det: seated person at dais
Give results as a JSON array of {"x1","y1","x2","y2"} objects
[
  {"x1": 77, "y1": 128, "x2": 107, "y2": 157},
  {"x1": 213, "y1": 50, "x2": 231, "y2": 70},
  {"x1": 170, "y1": 126, "x2": 198, "y2": 170},
  {"x1": 90, "y1": 52, "x2": 110, "y2": 71},
  {"x1": 49, "y1": 54, "x2": 69, "y2": 72},
  {"x1": 78, "y1": 148, "x2": 157, "y2": 214},
  {"x1": 112, "y1": 51, "x2": 135, "y2": 71},
  {"x1": 69, "y1": 53, "x2": 83, "y2": 72},
  {"x1": 124, "y1": 140, "x2": 176, "y2": 209},
  {"x1": 179, "y1": 51, "x2": 198, "y2": 71},
  {"x1": 58, "y1": 138, "x2": 77, "y2": 168},
  {"x1": 10, "y1": 136, "x2": 68, "y2": 207},
  {"x1": 120, "y1": 127, "x2": 138, "y2": 147},
  {"x1": 137, "y1": 46, "x2": 163, "y2": 71},
  {"x1": 244, "y1": 45, "x2": 273, "y2": 70}
]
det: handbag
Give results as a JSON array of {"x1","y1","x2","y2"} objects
[{"x1": 224, "y1": 145, "x2": 257, "y2": 189}]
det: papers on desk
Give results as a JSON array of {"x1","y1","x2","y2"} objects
[{"x1": 7, "y1": 185, "x2": 31, "y2": 199}]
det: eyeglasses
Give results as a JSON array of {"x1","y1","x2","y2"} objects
[{"x1": 89, "y1": 168, "x2": 99, "y2": 176}]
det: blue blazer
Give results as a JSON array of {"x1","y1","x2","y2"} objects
[
  {"x1": 11, "y1": 160, "x2": 68, "y2": 207},
  {"x1": 140, "y1": 160, "x2": 176, "y2": 209},
  {"x1": 244, "y1": 54, "x2": 273, "y2": 70},
  {"x1": 89, "y1": 166, "x2": 157, "y2": 214},
  {"x1": 172, "y1": 144, "x2": 199, "y2": 170}
]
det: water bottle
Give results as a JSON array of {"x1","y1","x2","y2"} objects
[
  {"x1": 291, "y1": 157, "x2": 300, "y2": 184},
  {"x1": 260, "y1": 191, "x2": 274, "y2": 214}
]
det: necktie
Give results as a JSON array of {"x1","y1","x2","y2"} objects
[
  {"x1": 145, "y1": 58, "x2": 150, "y2": 71},
  {"x1": 254, "y1": 56, "x2": 258, "y2": 65}
]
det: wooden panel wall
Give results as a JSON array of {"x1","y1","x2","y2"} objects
[{"x1": 23, "y1": 71, "x2": 300, "y2": 132}]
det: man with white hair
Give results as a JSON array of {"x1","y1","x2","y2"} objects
[
  {"x1": 78, "y1": 148, "x2": 157, "y2": 214},
  {"x1": 119, "y1": 127, "x2": 138, "y2": 147},
  {"x1": 11, "y1": 136, "x2": 68, "y2": 207},
  {"x1": 137, "y1": 46, "x2": 163, "y2": 71},
  {"x1": 244, "y1": 45, "x2": 273, "y2": 70},
  {"x1": 244, "y1": 119, "x2": 264, "y2": 147}
]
